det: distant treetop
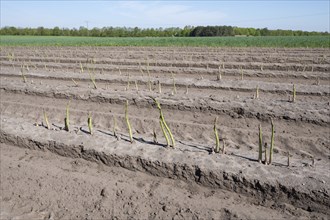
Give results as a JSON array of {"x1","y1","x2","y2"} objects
[{"x1": 0, "y1": 25, "x2": 328, "y2": 37}]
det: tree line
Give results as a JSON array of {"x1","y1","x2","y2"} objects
[{"x1": 0, "y1": 25, "x2": 328, "y2": 37}]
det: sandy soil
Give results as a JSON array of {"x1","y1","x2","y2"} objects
[
  {"x1": 2, "y1": 142, "x2": 315, "y2": 220},
  {"x1": 0, "y1": 46, "x2": 329, "y2": 219}
]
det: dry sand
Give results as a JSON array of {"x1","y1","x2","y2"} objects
[{"x1": 0, "y1": 46, "x2": 329, "y2": 219}]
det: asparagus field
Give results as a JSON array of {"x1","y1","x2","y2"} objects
[{"x1": 0, "y1": 46, "x2": 329, "y2": 219}]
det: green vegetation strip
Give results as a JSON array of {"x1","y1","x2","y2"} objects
[{"x1": 0, "y1": 36, "x2": 329, "y2": 47}]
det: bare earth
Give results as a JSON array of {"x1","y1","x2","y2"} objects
[{"x1": 0, "y1": 46, "x2": 329, "y2": 219}]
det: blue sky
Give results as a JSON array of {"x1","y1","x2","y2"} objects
[{"x1": 1, "y1": 1, "x2": 329, "y2": 32}]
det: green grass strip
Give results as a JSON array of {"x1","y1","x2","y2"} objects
[{"x1": 1, "y1": 36, "x2": 329, "y2": 48}]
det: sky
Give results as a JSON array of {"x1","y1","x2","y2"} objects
[{"x1": 1, "y1": 0, "x2": 329, "y2": 32}]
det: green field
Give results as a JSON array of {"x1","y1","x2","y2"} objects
[{"x1": 0, "y1": 35, "x2": 329, "y2": 47}]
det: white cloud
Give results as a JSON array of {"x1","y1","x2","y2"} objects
[
  {"x1": 117, "y1": 1, "x2": 149, "y2": 11},
  {"x1": 112, "y1": 1, "x2": 226, "y2": 27}
]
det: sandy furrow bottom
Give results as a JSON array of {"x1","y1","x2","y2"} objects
[{"x1": 0, "y1": 143, "x2": 309, "y2": 220}]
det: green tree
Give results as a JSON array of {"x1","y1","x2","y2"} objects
[{"x1": 52, "y1": 26, "x2": 61, "y2": 36}]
